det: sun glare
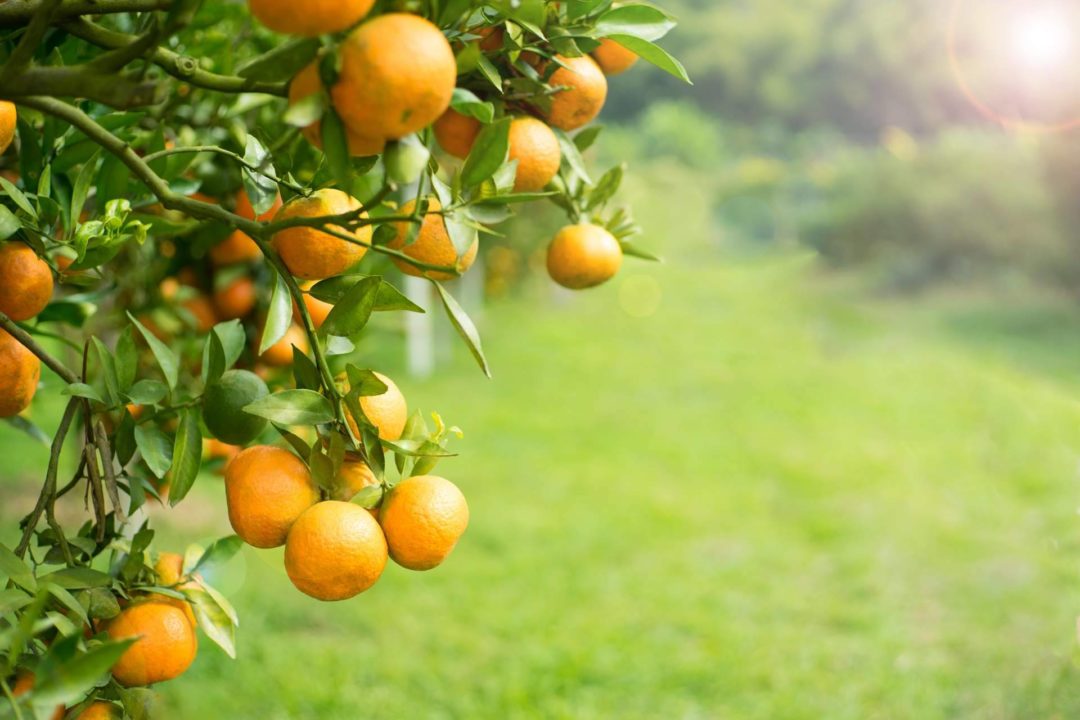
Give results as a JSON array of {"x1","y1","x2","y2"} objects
[{"x1": 1012, "y1": 7, "x2": 1073, "y2": 70}]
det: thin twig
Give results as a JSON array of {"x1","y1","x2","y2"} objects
[
  {"x1": 94, "y1": 421, "x2": 125, "y2": 522},
  {"x1": 15, "y1": 398, "x2": 80, "y2": 558}
]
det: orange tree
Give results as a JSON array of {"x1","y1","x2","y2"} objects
[{"x1": 0, "y1": 0, "x2": 687, "y2": 717}]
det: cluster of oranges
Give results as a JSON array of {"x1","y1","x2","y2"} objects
[
  {"x1": 265, "y1": 5, "x2": 636, "y2": 291},
  {"x1": 0, "y1": 241, "x2": 51, "y2": 418}
]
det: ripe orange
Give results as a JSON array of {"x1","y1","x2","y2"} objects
[
  {"x1": 334, "y1": 456, "x2": 378, "y2": 505},
  {"x1": 150, "y1": 552, "x2": 197, "y2": 629},
  {"x1": 0, "y1": 329, "x2": 40, "y2": 418},
  {"x1": 272, "y1": 188, "x2": 370, "y2": 280},
  {"x1": 379, "y1": 475, "x2": 469, "y2": 570},
  {"x1": 546, "y1": 223, "x2": 623, "y2": 289},
  {"x1": 293, "y1": 283, "x2": 333, "y2": 329},
  {"x1": 212, "y1": 275, "x2": 257, "y2": 320},
  {"x1": 434, "y1": 114, "x2": 561, "y2": 192},
  {"x1": 592, "y1": 38, "x2": 639, "y2": 75},
  {"x1": 107, "y1": 602, "x2": 197, "y2": 687},
  {"x1": 210, "y1": 192, "x2": 281, "y2": 266},
  {"x1": 75, "y1": 702, "x2": 120, "y2": 720},
  {"x1": 248, "y1": 0, "x2": 374, "y2": 36},
  {"x1": 544, "y1": 55, "x2": 608, "y2": 131},
  {"x1": 180, "y1": 293, "x2": 217, "y2": 333},
  {"x1": 388, "y1": 198, "x2": 478, "y2": 280},
  {"x1": 331, "y1": 13, "x2": 456, "y2": 140},
  {"x1": 225, "y1": 445, "x2": 319, "y2": 548},
  {"x1": 260, "y1": 324, "x2": 309, "y2": 367},
  {"x1": 0, "y1": 242, "x2": 54, "y2": 321},
  {"x1": 343, "y1": 371, "x2": 408, "y2": 441},
  {"x1": 433, "y1": 109, "x2": 481, "y2": 160},
  {"x1": 0, "y1": 102, "x2": 15, "y2": 155},
  {"x1": 289, "y1": 62, "x2": 385, "y2": 157},
  {"x1": 284, "y1": 501, "x2": 387, "y2": 600},
  {"x1": 477, "y1": 25, "x2": 504, "y2": 52},
  {"x1": 11, "y1": 672, "x2": 63, "y2": 720},
  {"x1": 204, "y1": 438, "x2": 240, "y2": 462},
  {"x1": 507, "y1": 117, "x2": 561, "y2": 192}
]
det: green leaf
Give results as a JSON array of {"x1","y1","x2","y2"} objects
[
  {"x1": 242, "y1": 135, "x2": 279, "y2": 216},
  {"x1": 33, "y1": 638, "x2": 135, "y2": 708},
  {"x1": 37, "y1": 299, "x2": 96, "y2": 327},
  {"x1": 574, "y1": 125, "x2": 604, "y2": 153},
  {"x1": 69, "y1": 150, "x2": 101, "y2": 233},
  {"x1": 594, "y1": 4, "x2": 677, "y2": 41},
  {"x1": 192, "y1": 535, "x2": 243, "y2": 575},
  {"x1": 259, "y1": 271, "x2": 292, "y2": 355},
  {"x1": 61, "y1": 383, "x2": 104, "y2": 404},
  {"x1": 555, "y1": 127, "x2": 592, "y2": 185},
  {"x1": 431, "y1": 281, "x2": 492, "y2": 378},
  {"x1": 0, "y1": 174, "x2": 37, "y2": 217},
  {"x1": 309, "y1": 276, "x2": 424, "y2": 313},
  {"x1": 322, "y1": 276, "x2": 380, "y2": 337},
  {"x1": 186, "y1": 585, "x2": 237, "y2": 658},
  {"x1": 586, "y1": 163, "x2": 625, "y2": 211},
  {"x1": 4, "y1": 415, "x2": 51, "y2": 446},
  {"x1": 291, "y1": 347, "x2": 320, "y2": 390},
  {"x1": 0, "y1": 542, "x2": 36, "y2": 591},
  {"x1": 0, "y1": 588, "x2": 31, "y2": 615},
  {"x1": 321, "y1": 107, "x2": 351, "y2": 184},
  {"x1": 125, "y1": 379, "x2": 168, "y2": 406},
  {"x1": 168, "y1": 409, "x2": 202, "y2": 506},
  {"x1": 44, "y1": 584, "x2": 88, "y2": 625},
  {"x1": 618, "y1": 240, "x2": 662, "y2": 262},
  {"x1": 128, "y1": 313, "x2": 179, "y2": 389},
  {"x1": 114, "y1": 326, "x2": 137, "y2": 392},
  {"x1": 243, "y1": 390, "x2": 335, "y2": 426},
  {"x1": 602, "y1": 34, "x2": 691, "y2": 83},
  {"x1": 38, "y1": 567, "x2": 113, "y2": 589},
  {"x1": 134, "y1": 424, "x2": 173, "y2": 479},
  {"x1": 462, "y1": 118, "x2": 511, "y2": 188},
  {"x1": 237, "y1": 37, "x2": 321, "y2": 81},
  {"x1": 0, "y1": 205, "x2": 21, "y2": 240},
  {"x1": 449, "y1": 88, "x2": 495, "y2": 123}
]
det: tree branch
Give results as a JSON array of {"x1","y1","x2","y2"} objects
[
  {"x1": 64, "y1": 18, "x2": 288, "y2": 96},
  {"x1": 0, "y1": 313, "x2": 81, "y2": 384},
  {"x1": 0, "y1": 65, "x2": 161, "y2": 108},
  {"x1": 0, "y1": 0, "x2": 172, "y2": 27},
  {"x1": 15, "y1": 398, "x2": 80, "y2": 558}
]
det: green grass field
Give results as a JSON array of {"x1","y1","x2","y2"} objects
[{"x1": 6, "y1": 244, "x2": 1080, "y2": 718}]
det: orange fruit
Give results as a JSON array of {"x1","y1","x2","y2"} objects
[
  {"x1": 150, "y1": 552, "x2": 197, "y2": 629},
  {"x1": 225, "y1": 445, "x2": 319, "y2": 548},
  {"x1": 248, "y1": 0, "x2": 374, "y2": 36},
  {"x1": 0, "y1": 329, "x2": 40, "y2": 418},
  {"x1": 334, "y1": 456, "x2": 378, "y2": 505},
  {"x1": 388, "y1": 198, "x2": 478, "y2": 280},
  {"x1": 331, "y1": 13, "x2": 456, "y2": 140},
  {"x1": 546, "y1": 223, "x2": 623, "y2": 289},
  {"x1": 260, "y1": 324, "x2": 309, "y2": 367},
  {"x1": 0, "y1": 242, "x2": 54, "y2": 321},
  {"x1": 181, "y1": 294, "x2": 217, "y2": 333},
  {"x1": 507, "y1": 117, "x2": 561, "y2": 192},
  {"x1": 433, "y1": 109, "x2": 481, "y2": 160},
  {"x1": 213, "y1": 276, "x2": 257, "y2": 320},
  {"x1": 107, "y1": 602, "x2": 197, "y2": 687},
  {"x1": 284, "y1": 501, "x2": 387, "y2": 600},
  {"x1": 0, "y1": 102, "x2": 14, "y2": 155},
  {"x1": 592, "y1": 39, "x2": 639, "y2": 75},
  {"x1": 75, "y1": 702, "x2": 121, "y2": 720},
  {"x1": 477, "y1": 25, "x2": 504, "y2": 52},
  {"x1": 342, "y1": 371, "x2": 408, "y2": 441},
  {"x1": 204, "y1": 438, "x2": 240, "y2": 462},
  {"x1": 11, "y1": 672, "x2": 63, "y2": 720},
  {"x1": 293, "y1": 283, "x2": 333, "y2": 329},
  {"x1": 272, "y1": 188, "x2": 370, "y2": 280},
  {"x1": 289, "y1": 62, "x2": 386, "y2": 157},
  {"x1": 544, "y1": 55, "x2": 608, "y2": 131},
  {"x1": 210, "y1": 192, "x2": 281, "y2": 266},
  {"x1": 379, "y1": 475, "x2": 469, "y2": 570}
]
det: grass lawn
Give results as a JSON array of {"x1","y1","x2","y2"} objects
[{"x1": 5, "y1": 245, "x2": 1080, "y2": 718}]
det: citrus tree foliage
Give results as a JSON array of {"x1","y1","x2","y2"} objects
[{"x1": 0, "y1": 0, "x2": 686, "y2": 716}]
